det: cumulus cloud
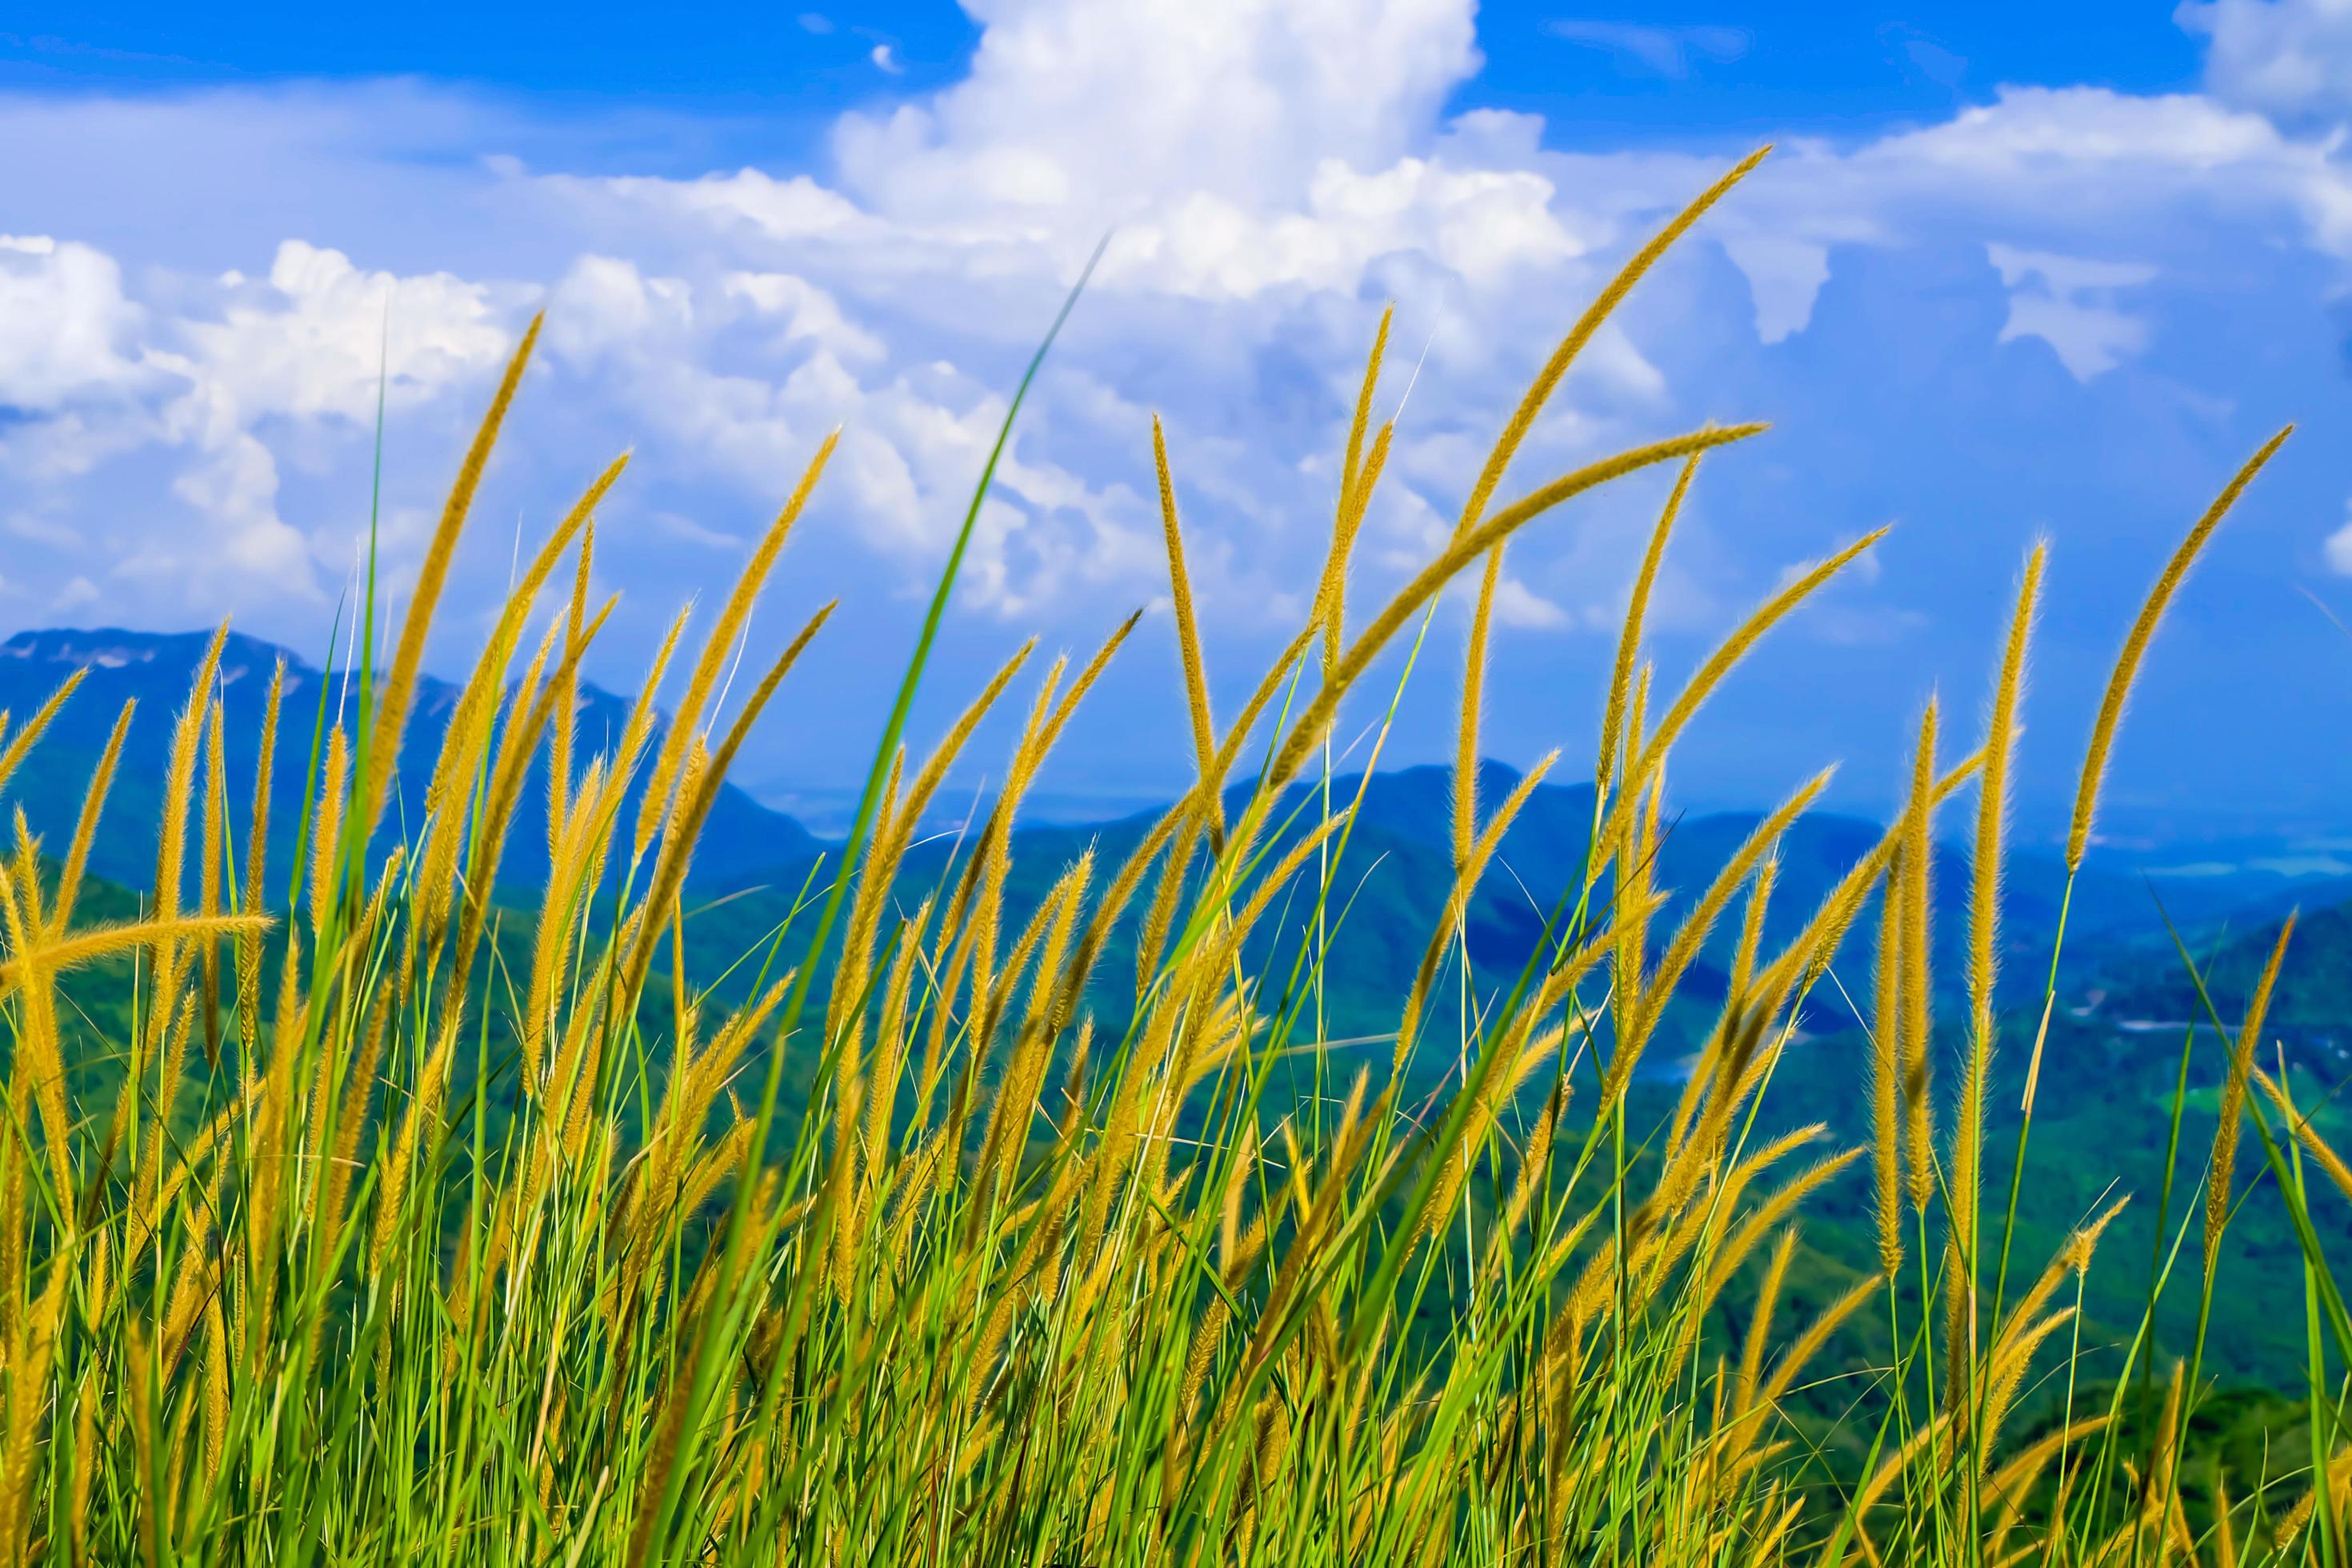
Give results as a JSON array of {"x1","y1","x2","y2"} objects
[
  {"x1": 481, "y1": 0, "x2": 1682, "y2": 624},
  {"x1": 176, "y1": 241, "x2": 512, "y2": 424},
  {"x1": 2182, "y1": 0, "x2": 2352, "y2": 120},
  {"x1": 830, "y1": 0, "x2": 1477, "y2": 221},
  {"x1": 0, "y1": 234, "x2": 525, "y2": 606},
  {"x1": 161, "y1": 243, "x2": 520, "y2": 593},
  {"x1": 2, "y1": 0, "x2": 2351, "y2": 681},
  {"x1": 540, "y1": 251, "x2": 1155, "y2": 611},
  {"x1": 0, "y1": 235, "x2": 149, "y2": 411}
]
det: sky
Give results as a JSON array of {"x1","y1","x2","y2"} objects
[{"x1": 3, "y1": 0, "x2": 2351, "y2": 844}]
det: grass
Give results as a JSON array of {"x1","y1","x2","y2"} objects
[{"x1": 0, "y1": 150, "x2": 2342, "y2": 1565}]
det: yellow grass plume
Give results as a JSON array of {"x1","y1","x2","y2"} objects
[
  {"x1": 1947, "y1": 542, "x2": 2044, "y2": 1415},
  {"x1": 358, "y1": 315, "x2": 542, "y2": 846},
  {"x1": 2066, "y1": 427, "x2": 2289, "y2": 872},
  {"x1": 2206, "y1": 912, "x2": 2294, "y2": 1278}
]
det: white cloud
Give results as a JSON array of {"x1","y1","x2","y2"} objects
[
  {"x1": 0, "y1": 235, "x2": 149, "y2": 410},
  {"x1": 1720, "y1": 234, "x2": 1830, "y2": 343},
  {"x1": 1698, "y1": 85, "x2": 2352, "y2": 358},
  {"x1": 148, "y1": 242, "x2": 515, "y2": 597},
  {"x1": 0, "y1": 236, "x2": 523, "y2": 607},
  {"x1": 5, "y1": 0, "x2": 2352, "y2": 654},
  {"x1": 1867, "y1": 86, "x2": 2286, "y2": 172},
  {"x1": 571, "y1": 0, "x2": 1529, "y2": 314},
  {"x1": 498, "y1": 0, "x2": 1665, "y2": 622},
  {"x1": 541, "y1": 253, "x2": 1154, "y2": 611},
  {"x1": 829, "y1": 0, "x2": 1478, "y2": 222},
  {"x1": 1986, "y1": 246, "x2": 2160, "y2": 294},
  {"x1": 1489, "y1": 575, "x2": 1571, "y2": 629},
  {"x1": 721, "y1": 271, "x2": 885, "y2": 360},
  {"x1": 172, "y1": 240, "x2": 511, "y2": 423},
  {"x1": 2326, "y1": 507, "x2": 2352, "y2": 574},
  {"x1": 1986, "y1": 243, "x2": 2158, "y2": 378},
  {"x1": 2182, "y1": 0, "x2": 2352, "y2": 120},
  {"x1": 1093, "y1": 157, "x2": 1582, "y2": 300},
  {"x1": 565, "y1": 169, "x2": 867, "y2": 246},
  {"x1": 546, "y1": 254, "x2": 695, "y2": 364}
]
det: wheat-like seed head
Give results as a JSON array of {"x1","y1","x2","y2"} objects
[
  {"x1": 357, "y1": 316, "x2": 542, "y2": 846},
  {"x1": 1955, "y1": 547, "x2": 2044, "y2": 1255},
  {"x1": 1597, "y1": 454, "x2": 1698, "y2": 802},
  {"x1": 52, "y1": 699, "x2": 134, "y2": 943},
  {"x1": 308, "y1": 726, "x2": 349, "y2": 954},
  {"x1": 1940, "y1": 545, "x2": 2045, "y2": 1422},
  {"x1": 1901, "y1": 699, "x2": 1939, "y2": 1216},
  {"x1": 149, "y1": 625, "x2": 230, "y2": 1018},
  {"x1": 1870, "y1": 845, "x2": 1906, "y2": 1278},
  {"x1": 635, "y1": 432, "x2": 838, "y2": 862},
  {"x1": 2066, "y1": 427, "x2": 2289, "y2": 872},
  {"x1": 620, "y1": 603, "x2": 835, "y2": 1009},
  {"x1": 198, "y1": 697, "x2": 228, "y2": 1064},
  {"x1": 0, "y1": 668, "x2": 85, "y2": 804},
  {"x1": 1619, "y1": 769, "x2": 1831, "y2": 1090},
  {"x1": 1317, "y1": 308, "x2": 1394, "y2": 676},
  {"x1": 548, "y1": 516, "x2": 600, "y2": 863},
  {"x1": 1595, "y1": 524, "x2": 1882, "y2": 876},
  {"x1": 2206, "y1": 911, "x2": 2295, "y2": 1278},
  {"x1": 1445, "y1": 154, "x2": 1767, "y2": 878},
  {"x1": 1152, "y1": 416, "x2": 1219, "y2": 814},
  {"x1": 1456, "y1": 148, "x2": 1769, "y2": 544}
]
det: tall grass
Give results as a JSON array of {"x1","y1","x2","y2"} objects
[{"x1": 0, "y1": 154, "x2": 2334, "y2": 1564}]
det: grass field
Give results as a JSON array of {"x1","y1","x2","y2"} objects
[{"x1": 1, "y1": 148, "x2": 2346, "y2": 1565}]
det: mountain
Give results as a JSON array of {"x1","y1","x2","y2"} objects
[
  {"x1": 0, "y1": 627, "x2": 818, "y2": 894},
  {"x1": 2087, "y1": 895, "x2": 2352, "y2": 1042},
  {"x1": 677, "y1": 756, "x2": 2342, "y2": 1085},
  {"x1": 0, "y1": 626, "x2": 2330, "y2": 1056},
  {"x1": 712, "y1": 754, "x2": 2308, "y2": 1000}
]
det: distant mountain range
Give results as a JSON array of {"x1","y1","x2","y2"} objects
[
  {"x1": 0, "y1": 627, "x2": 818, "y2": 896},
  {"x1": 0, "y1": 626, "x2": 2341, "y2": 1041},
  {"x1": 2091, "y1": 895, "x2": 2352, "y2": 1038}
]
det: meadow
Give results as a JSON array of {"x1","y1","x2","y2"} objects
[{"x1": 0, "y1": 146, "x2": 2342, "y2": 1564}]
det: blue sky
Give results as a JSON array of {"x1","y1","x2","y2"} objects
[{"x1": 3, "y1": 0, "x2": 2350, "y2": 844}]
